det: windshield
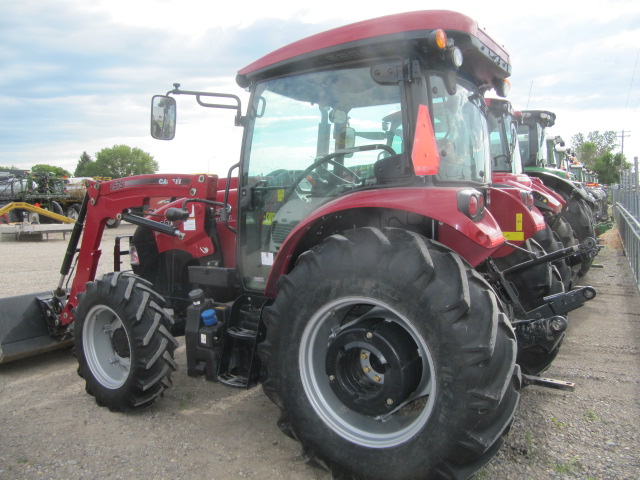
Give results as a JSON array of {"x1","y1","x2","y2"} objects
[
  {"x1": 240, "y1": 66, "x2": 404, "y2": 291},
  {"x1": 570, "y1": 165, "x2": 584, "y2": 182},
  {"x1": 487, "y1": 109, "x2": 523, "y2": 174},
  {"x1": 430, "y1": 77, "x2": 491, "y2": 183},
  {"x1": 245, "y1": 67, "x2": 403, "y2": 181},
  {"x1": 517, "y1": 123, "x2": 546, "y2": 167}
]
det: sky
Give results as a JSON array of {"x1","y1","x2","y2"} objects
[{"x1": 1, "y1": 0, "x2": 639, "y2": 176}]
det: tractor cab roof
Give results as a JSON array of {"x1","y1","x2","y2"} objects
[
  {"x1": 237, "y1": 10, "x2": 510, "y2": 90},
  {"x1": 486, "y1": 97, "x2": 516, "y2": 116},
  {"x1": 521, "y1": 110, "x2": 556, "y2": 128}
]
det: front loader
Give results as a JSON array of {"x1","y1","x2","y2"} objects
[{"x1": 1, "y1": 10, "x2": 598, "y2": 480}]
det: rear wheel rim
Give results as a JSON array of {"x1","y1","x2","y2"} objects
[
  {"x1": 299, "y1": 296, "x2": 436, "y2": 448},
  {"x1": 83, "y1": 305, "x2": 132, "y2": 389}
]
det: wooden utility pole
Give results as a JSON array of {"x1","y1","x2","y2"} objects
[{"x1": 618, "y1": 130, "x2": 631, "y2": 155}]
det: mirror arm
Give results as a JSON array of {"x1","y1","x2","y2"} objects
[{"x1": 168, "y1": 83, "x2": 244, "y2": 126}]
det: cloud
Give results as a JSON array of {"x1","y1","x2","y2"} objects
[{"x1": 1, "y1": 0, "x2": 640, "y2": 174}]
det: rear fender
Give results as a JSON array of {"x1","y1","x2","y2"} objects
[
  {"x1": 527, "y1": 170, "x2": 594, "y2": 205},
  {"x1": 529, "y1": 176, "x2": 566, "y2": 206},
  {"x1": 488, "y1": 187, "x2": 545, "y2": 258},
  {"x1": 493, "y1": 172, "x2": 563, "y2": 214},
  {"x1": 264, "y1": 187, "x2": 505, "y2": 296}
]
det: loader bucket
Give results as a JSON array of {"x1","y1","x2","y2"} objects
[{"x1": 0, "y1": 292, "x2": 72, "y2": 364}]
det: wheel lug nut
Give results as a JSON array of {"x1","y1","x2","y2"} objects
[
  {"x1": 366, "y1": 332, "x2": 373, "y2": 339},
  {"x1": 363, "y1": 366, "x2": 371, "y2": 373},
  {"x1": 373, "y1": 375, "x2": 381, "y2": 382},
  {"x1": 329, "y1": 375, "x2": 335, "y2": 381},
  {"x1": 360, "y1": 352, "x2": 368, "y2": 360},
  {"x1": 386, "y1": 398, "x2": 394, "y2": 405}
]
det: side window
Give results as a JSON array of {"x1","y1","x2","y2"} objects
[{"x1": 430, "y1": 76, "x2": 490, "y2": 182}]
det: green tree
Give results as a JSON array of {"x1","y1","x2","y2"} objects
[
  {"x1": 574, "y1": 141, "x2": 598, "y2": 167},
  {"x1": 74, "y1": 151, "x2": 94, "y2": 177},
  {"x1": 90, "y1": 145, "x2": 158, "y2": 179},
  {"x1": 571, "y1": 131, "x2": 617, "y2": 167},
  {"x1": 592, "y1": 151, "x2": 628, "y2": 185},
  {"x1": 31, "y1": 164, "x2": 72, "y2": 178}
]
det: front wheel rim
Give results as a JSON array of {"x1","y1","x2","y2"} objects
[
  {"x1": 299, "y1": 296, "x2": 436, "y2": 448},
  {"x1": 82, "y1": 305, "x2": 132, "y2": 389}
]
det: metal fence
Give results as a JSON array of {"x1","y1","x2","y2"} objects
[{"x1": 611, "y1": 168, "x2": 640, "y2": 291}]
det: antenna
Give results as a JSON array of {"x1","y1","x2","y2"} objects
[
  {"x1": 625, "y1": 48, "x2": 639, "y2": 109},
  {"x1": 525, "y1": 80, "x2": 533, "y2": 110}
]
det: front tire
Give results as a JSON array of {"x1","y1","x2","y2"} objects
[
  {"x1": 74, "y1": 272, "x2": 178, "y2": 412},
  {"x1": 105, "y1": 217, "x2": 122, "y2": 228},
  {"x1": 66, "y1": 203, "x2": 81, "y2": 221},
  {"x1": 260, "y1": 227, "x2": 520, "y2": 480}
]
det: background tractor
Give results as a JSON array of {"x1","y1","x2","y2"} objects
[{"x1": 517, "y1": 109, "x2": 605, "y2": 280}]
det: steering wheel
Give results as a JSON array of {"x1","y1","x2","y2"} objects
[
  {"x1": 492, "y1": 154, "x2": 511, "y2": 168},
  {"x1": 287, "y1": 144, "x2": 396, "y2": 201}
]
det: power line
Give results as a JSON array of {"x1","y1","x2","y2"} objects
[{"x1": 626, "y1": 48, "x2": 639, "y2": 109}]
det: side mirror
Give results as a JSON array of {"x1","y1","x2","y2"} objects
[{"x1": 151, "y1": 95, "x2": 176, "y2": 140}]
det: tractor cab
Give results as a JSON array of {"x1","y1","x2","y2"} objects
[
  {"x1": 486, "y1": 97, "x2": 524, "y2": 175},
  {"x1": 236, "y1": 66, "x2": 494, "y2": 290},
  {"x1": 153, "y1": 11, "x2": 512, "y2": 290}
]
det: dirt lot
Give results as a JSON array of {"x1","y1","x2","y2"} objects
[{"x1": 0, "y1": 224, "x2": 638, "y2": 479}]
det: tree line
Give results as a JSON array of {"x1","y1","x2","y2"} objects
[
  {"x1": 1, "y1": 145, "x2": 158, "y2": 180},
  {"x1": 571, "y1": 131, "x2": 629, "y2": 185},
  {"x1": 2, "y1": 134, "x2": 630, "y2": 186}
]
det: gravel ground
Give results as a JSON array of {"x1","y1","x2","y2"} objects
[{"x1": 0, "y1": 224, "x2": 638, "y2": 479}]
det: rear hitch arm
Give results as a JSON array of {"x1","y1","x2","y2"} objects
[
  {"x1": 511, "y1": 287, "x2": 596, "y2": 350},
  {"x1": 525, "y1": 286, "x2": 597, "y2": 320},
  {"x1": 522, "y1": 374, "x2": 576, "y2": 392},
  {"x1": 502, "y1": 237, "x2": 600, "y2": 277}
]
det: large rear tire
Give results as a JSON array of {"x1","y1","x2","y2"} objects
[
  {"x1": 532, "y1": 224, "x2": 572, "y2": 291},
  {"x1": 74, "y1": 272, "x2": 178, "y2": 412},
  {"x1": 491, "y1": 239, "x2": 565, "y2": 375},
  {"x1": 559, "y1": 197, "x2": 595, "y2": 281},
  {"x1": 492, "y1": 238, "x2": 564, "y2": 311},
  {"x1": 260, "y1": 227, "x2": 520, "y2": 480},
  {"x1": 549, "y1": 215, "x2": 580, "y2": 287}
]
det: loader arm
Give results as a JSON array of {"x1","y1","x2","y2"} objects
[{"x1": 58, "y1": 174, "x2": 220, "y2": 326}]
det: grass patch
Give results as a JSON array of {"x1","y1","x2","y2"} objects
[
  {"x1": 585, "y1": 409, "x2": 598, "y2": 421},
  {"x1": 553, "y1": 456, "x2": 581, "y2": 474}
]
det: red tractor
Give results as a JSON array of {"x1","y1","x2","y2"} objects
[
  {"x1": 486, "y1": 98, "x2": 588, "y2": 288},
  {"x1": 0, "y1": 11, "x2": 598, "y2": 480}
]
